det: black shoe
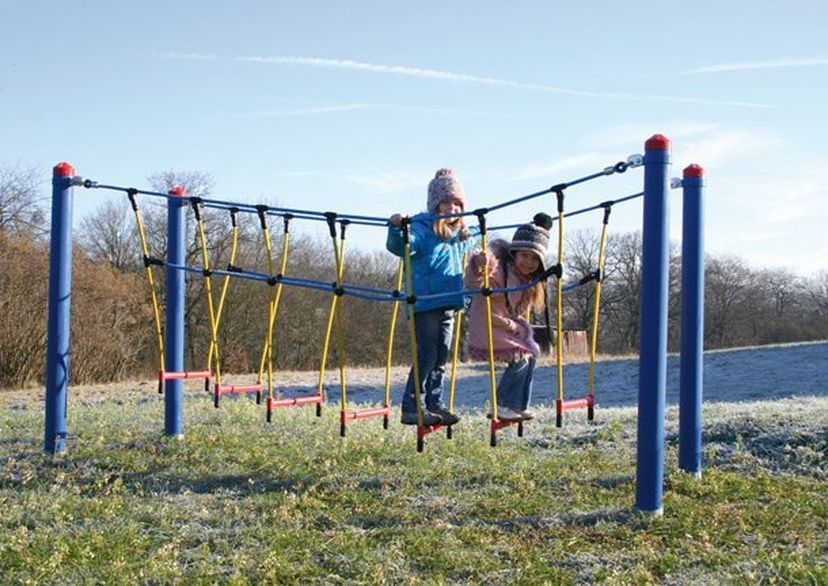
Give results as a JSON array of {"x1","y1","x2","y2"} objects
[
  {"x1": 429, "y1": 406, "x2": 460, "y2": 425},
  {"x1": 487, "y1": 406, "x2": 522, "y2": 421},
  {"x1": 400, "y1": 410, "x2": 442, "y2": 426}
]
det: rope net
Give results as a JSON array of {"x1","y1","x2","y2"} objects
[{"x1": 83, "y1": 154, "x2": 643, "y2": 450}]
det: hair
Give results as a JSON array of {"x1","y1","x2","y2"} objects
[
  {"x1": 432, "y1": 216, "x2": 471, "y2": 242},
  {"x1": 502, "y1": 249, "x2": 545, "y2": 313}
]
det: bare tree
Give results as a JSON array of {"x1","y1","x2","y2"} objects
[
  {"x1": 0, "y1": 164, "x2": 47, "y2": 237},
  {"x1": 146, "y1": 170, "x2": 215, "y2": 199},
  {"x1": 601, "y1": 231, "x2": 643, "y2": 353},
  {"x1": 78, "y1": 200, "x2": 141, "y2": 271},
  {"x1": 805, "y1": 270, "x2": 828, "y2": 320}
]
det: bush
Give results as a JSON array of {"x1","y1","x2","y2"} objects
[{"x1": 0, "y1": 231, "x2": 149, "y2": 389}]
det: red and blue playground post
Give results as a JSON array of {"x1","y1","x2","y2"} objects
[
  {"x1": 44, "y1": 162, "x2": 76, "y2": 455},
  {"x1": 679, "y1": 164, "x2": 705, "y2": 477},
  {"x1": 164, "y1": 186, "x2": 187, "y2": 437},
  {"x1": 636, "y1": 134, "x2": 670, "y2": 515}
]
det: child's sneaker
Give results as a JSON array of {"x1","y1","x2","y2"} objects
[
  {"x1": 518, "y1": 409, "x2": 536, "y2": 421},
  {"x1": 488, "y1": 406, "x2": 523, "y2": 421},
  {"x1": 400, "y1": 410, "x2": 442, "y2": 426},
  {"x1": 429, "y1": 406, "x2": 460, "y2": 425}
]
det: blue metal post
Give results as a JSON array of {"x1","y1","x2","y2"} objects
[
  {"x1": 164, "y1": 186, "x2": 187, "y2": 437},
  {"x1": 635, "y1": 134, "x2": 670, "y2": 515},
  {"x1": 679, "y1": 164, "x2": 705, "y2": 477},
  {"x1": 44, "y1": 163, "x2": 75, "y2": 455}
]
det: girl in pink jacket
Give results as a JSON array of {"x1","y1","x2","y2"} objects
[{"x1": 464, "y1": 213, "x2": 553, "y2": 421}]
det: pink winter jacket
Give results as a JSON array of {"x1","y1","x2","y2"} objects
[{"x1": 464, "y1": 240, "x2": 541, "y2": 363}]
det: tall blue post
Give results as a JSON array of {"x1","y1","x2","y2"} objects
[
  {"x1": 164, "y1": 186, "x2": 187, "y2": 437},
  {"x1": 679, "y1": 164, "x2": 705, "y2": 477},
  {"x1": 635, "y1": 134, "x2": 670, "y2": 515},
  {"x1": 44, "y1": 163, "x2": 76, "y2": 455}
]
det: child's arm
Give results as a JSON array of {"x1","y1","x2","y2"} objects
[
  {"x1": 385, "y1": 213, "x2": 409, "y2": 257},
  {"x1": 464, "y1": 249, "x2": 499, "y2": 288}
]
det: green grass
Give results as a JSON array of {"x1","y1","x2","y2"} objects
[{"x1": 1, "y1": 387, "x2": 827, "y2": 584}]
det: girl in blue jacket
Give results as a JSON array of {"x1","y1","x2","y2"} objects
[{"x1": 387, "y1": 168, "x2": 481, "y2": 426}]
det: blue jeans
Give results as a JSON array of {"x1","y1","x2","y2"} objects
[
  {"x1": 497, "y1": 356, "x2": 536, "y2": 410},
  {"x1": 402, "y1": 309, "x2": 454, "y2": 414}
]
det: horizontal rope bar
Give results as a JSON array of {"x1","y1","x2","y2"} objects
[
  {"x1": 83, "y1": 155, "x2": 640, "y2": 227},
  {"x1": 489, "y1": 191, "x2": 644, "y2": 231}
]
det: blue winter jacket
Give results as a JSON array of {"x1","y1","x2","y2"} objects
[{"x1": 386, "y1": 213, "x2": 481, "y2": 313}]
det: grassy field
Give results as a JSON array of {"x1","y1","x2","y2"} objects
[{"x1": 1, "y1": 383, "x2": 826, "y2": 584}]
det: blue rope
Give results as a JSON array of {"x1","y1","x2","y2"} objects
[
  {"x1": 84, "y1": 157, "x2": 641, "y2": 226},
  {"x1": 489, "y1": 191, "x2": 644, "y2": 231}
]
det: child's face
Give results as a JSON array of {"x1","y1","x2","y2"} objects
[
  {"x1": 438, "y1": 198, "x2": 464, "y2": 222},
  {"x1": 513, "y1": 250, "x2": 541, "y2": 277}
]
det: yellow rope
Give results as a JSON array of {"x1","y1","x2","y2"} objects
[
  {"x1": 480, "y1": 231, "x2": 499, "y2": 420},
  {"x1": 333, "y1": 239, "x2": 348, "y2": 411},
  {"x1": 129, "y1": 196, "x2": 165, "y2": 371},
  {"x1": 194, "y1": 210, "x2": 221, "y2": 386},
  {"x1": 257, "y1": 224, "x2": 275, "y2": 389},
  {"x1": 384, "y1": 260, "x2": 404, "y2": 409},
  {"x1": 317, "y1": 231, "x2": 347, "y2": 402},
  {"x1": 402, "y1": 235, "x2": 424, "y2": 424},
  {"x1": 448, "y1": 251, "x2": 468, "y2": 413},
  {"x1": 587, "y1": 217, "x2": 609, "y2": 400},
  {"x1": 264, "y1": 231, "x2": 291, "y2": 402},
  {"x1": 555, "y1": 207, "x2": 565, "y2": 403},
  {"x1": 207, "y1": 220, "x2": 239, "y2": 373}
]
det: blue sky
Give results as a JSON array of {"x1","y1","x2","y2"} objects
[{"x1": 2, "y1": 1, "x2": 826, "y2": 275}]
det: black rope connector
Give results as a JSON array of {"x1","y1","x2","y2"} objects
[
  {"x1": 553, "y1": 186, "x2": 566, "y2": 214},
  {"x1": 334, "y1": 286, "x2": 345, "y2": 297},
  {"x1": 202, "y1": 268, "x2": 213, "y2": 278},
  {"x1": 599, "y1": 201, "x2": 613, "y2": 225},
  {"x1": 283, "y1": 213, "x2": 293, "y2": 234},
  {"x1": 324, "y1": 212, "x2": 337, "y2": 238},
  {"x1": 392, "y1": 289, "x2": 401, "y2": 298},
  {"x1": 578, "y1": 271, "x2": 598, "y2": 286},
  {"x1": 481, "y1": 287, "x2": 493, "y2": 297},
  {"x1": 143, "y1": 255, "x2": 164, "y2": 268},
  {"x1": 83, "y1": 179, "x2": 98, "y2": 189},
  {"x1": 126, "y1": 188, "x2": 139, "y2": 211},
  {"x1": 594, "y1": 268, "x2": 603, "y2": 283},
  {"x1": 229, "y1": 207, "x2": 239, "y2": 227},
  {"x1": 267, "y1": 275, "x2": 280, "y2": 287},
  {"x1": 339, "y1": 218, "x2": 350, "y2": 240},
  {"x1": 256, "y1": 205, "x2": 269, "y2": 230},
  {"x1": 189, "y1": 197, "x2": 204, "y2": 221},
  {"x1": 406, "y1": 294, "x2": 417, "y2": 305},
  {"x1": 400, "y1": 217, "x2": 411, "y2": 244},
  {"x1": 473, "y1": 208, "x2": 489, "y2": 234},
  {"x1": 614, "y1": 161, "x2": 629, "y2": 174},
  {"x1": 540, "y1": 263, "x2": 563, "y2": 281},
  {"x1": 227, "y1": 263, "x2": 243, "y2": 273}
]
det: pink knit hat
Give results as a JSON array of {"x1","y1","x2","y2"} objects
[{"x1": 427, "y1": 168, "x2": 466, "y2": 213}]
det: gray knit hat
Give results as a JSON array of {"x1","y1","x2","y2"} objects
[{"x1": 510, "y1": 213, "x2": 553, "y2": 270}]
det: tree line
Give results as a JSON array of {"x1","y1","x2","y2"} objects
[{"x1": 1, "y1": 163, "x2": 826, "y2": 389}]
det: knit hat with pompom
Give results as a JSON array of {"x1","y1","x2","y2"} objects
[
  {"x1": 427, "y1": 168, "x2": 466, "y2": 214},
  {"x1": 510, "y1": 213, "x2": 553, "y2": 270}
]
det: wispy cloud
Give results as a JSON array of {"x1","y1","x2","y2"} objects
[
  {"x1": 342, "y1": 169, "x2": 424, "y2": 194},
  {"x1": 674, "y1": 128, "x2": 778, "y2": 168},
  {"x1": 162, "y1": 52, "x2": 772, "y2": 109},
  {"x1": 516, "y1": 153, "x2": 612, "y2": 181},
  {"x1": 684, "y1": 56, "x2": 828, "y2": 74},
  {"x1": 582, "y1": 122, "x2": 723, "y2": 150},
  {"x1": 232, "y1": 102, "x2": 503, "y2": 118}
]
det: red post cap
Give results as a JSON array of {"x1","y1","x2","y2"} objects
[
  {"x1": 645, "y1": 134, "x2": 670, "y2": 151},
  {"x1": 53, "y1": 162, "x2": 75, "y2": 177},
  {"x1": 169, "y1": 186, "x2": 187, "y2": 197},
  {"x1": 683, "y1": 164, "x2": 704, "y2": 178}
]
